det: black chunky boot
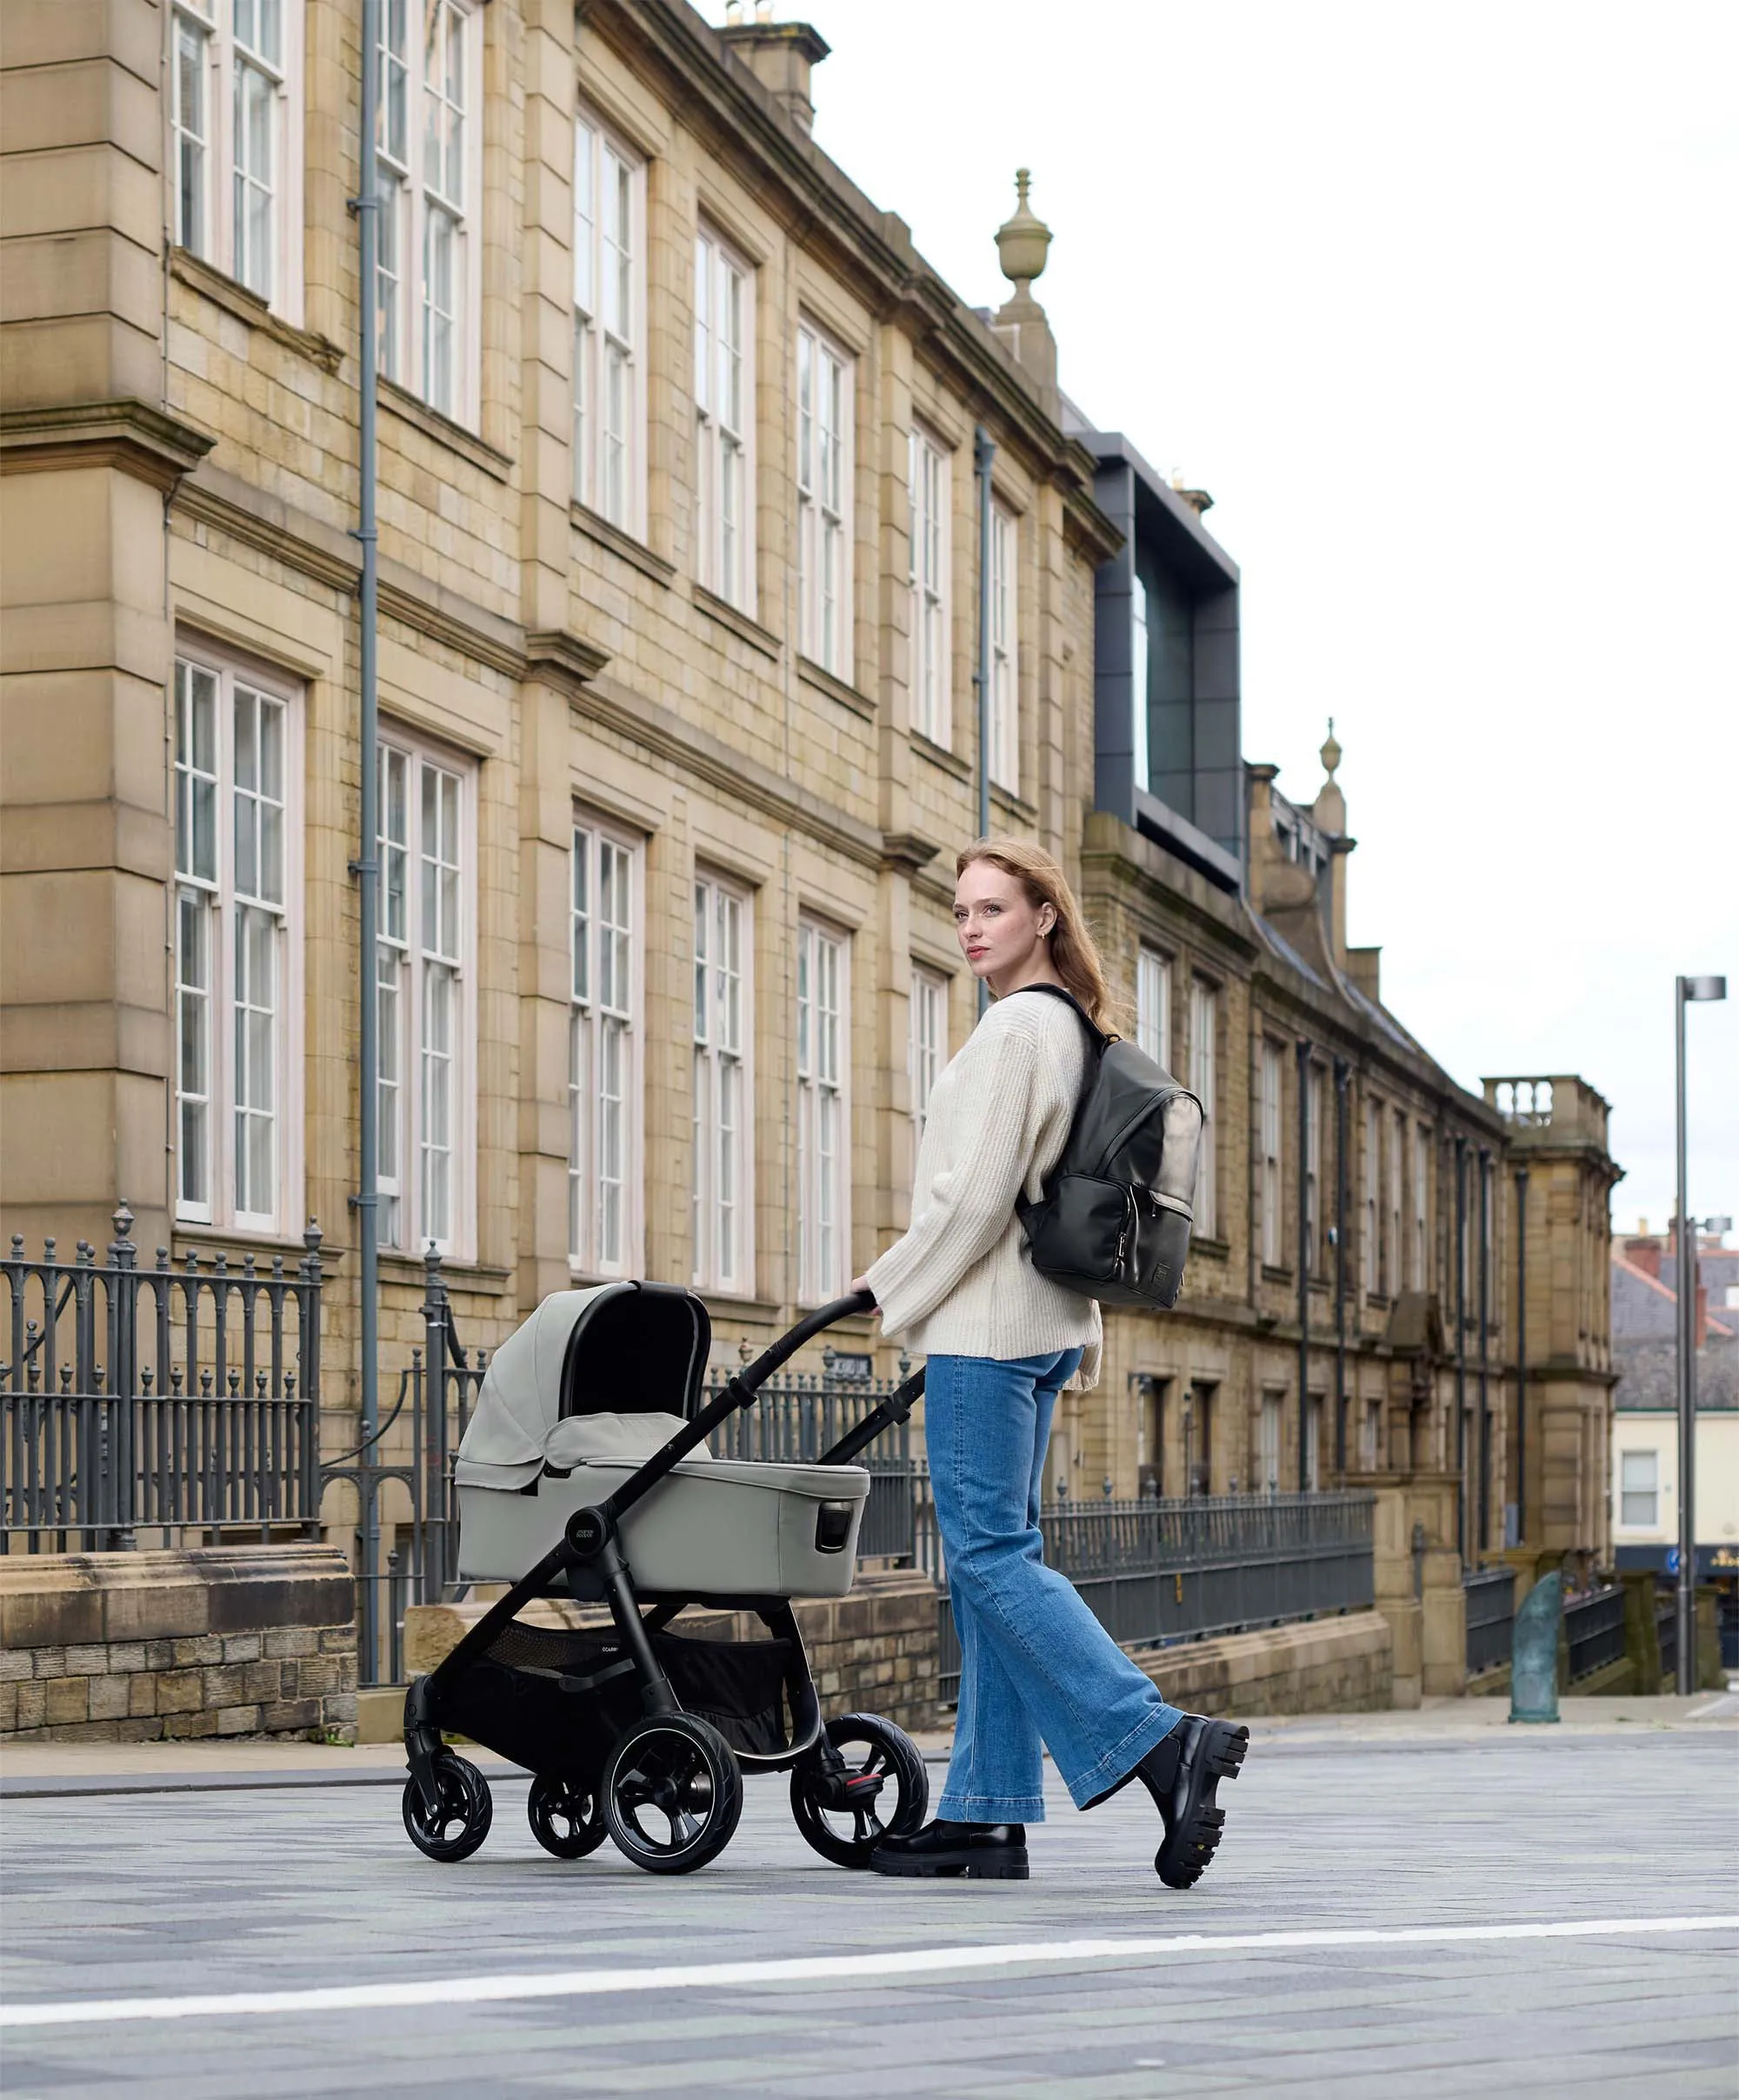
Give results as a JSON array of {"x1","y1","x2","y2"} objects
[
  {"x1": 1088, "y1": 1715, "x2": 1249, "y2": 1888},
  {"x1": 868, "y1": 1817, "x2": 1029, "y2": 1880}
]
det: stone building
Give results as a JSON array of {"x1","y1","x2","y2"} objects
[
  {"x1": 2, "y1": 0, "x2": 1619, "y2": 1626},
  {"x1": 1, "y1": 0, "x2": 1111, "y2": 1490}
]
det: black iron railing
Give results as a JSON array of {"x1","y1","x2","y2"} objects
[
  {"x1": 333, "y1": 1249, "x2": 488, "y2": 1686},
  {"x1": 1464, "y1": 1565, "x2": 1517, "y2": 1676},
  {"x1": 920, "y1": 1489, "x2": 1377, "y2": 1704},
  {"x1": 2, "y1": 1209, "x2": 323, "y2": 1552},
  {"x1": 1563, "y1": 1583, "x2": 1626, "y2": 1683}
]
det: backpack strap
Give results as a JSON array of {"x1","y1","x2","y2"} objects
[{"x1": 1008, "y1": 982, "x2": 1114, "y2": 1053}]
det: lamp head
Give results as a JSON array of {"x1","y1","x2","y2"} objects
[{"x1": 1681, "y1": 975, "x2": 1727, "y2": 1001}]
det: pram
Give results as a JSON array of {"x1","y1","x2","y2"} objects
[{"x1": 400, "y1": 1284, "x2": 929, "y2": 1875}]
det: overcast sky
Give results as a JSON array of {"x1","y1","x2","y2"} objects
[{"x1": 709, "y1": 0, "x2": 1737, "y2": 1238}]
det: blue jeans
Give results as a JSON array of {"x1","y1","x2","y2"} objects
[{"x1": 929, "y1": 1350, "x2": 1184, "y2": 1823}]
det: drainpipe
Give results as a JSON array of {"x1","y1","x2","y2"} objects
[
  {"x1": 973, "y1": 425, "x2": 996, "y2": 1017},
  {"x1": 1334, "y1": 1059, "x2": 1349, "y2": 1476},
  {"x1": 1454, "y1": 1132, "x2": 1467, "y2": 1563},
  {"x1": 1296, "y1": 1038, "x2": 1311, "y2": 1490},
  {"x1": 1515, "y1": 1165, "x2": 1529, "y2": 1543},
  {"x1": 350, "y1": 0, "x2": 383, "y2": 1673},
  {"x1": 1477, "y1": 1147, "x2": 1491, "y2": 1560}
]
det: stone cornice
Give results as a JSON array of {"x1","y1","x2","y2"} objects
[
  {"x1": 0, "y1": 399, "x2": 216, "y2": 493},
  {"x1": 576, "y1": 670, "x2": 886, "y2": 873},
  {"x1": 524, "y1": 628, "x2": 611, "y2": 691},
  {"x1": 878, "y1": 830, "x2": 941, "y2": 877}
]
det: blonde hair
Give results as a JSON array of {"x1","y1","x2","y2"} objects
[{"x1": 956, "y1": 838, "x2": 1118, "y2": 1034}]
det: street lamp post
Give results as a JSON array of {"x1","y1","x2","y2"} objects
[{"x1": 1674, "y1": 973, "x2": 1726, "y2": 1695}]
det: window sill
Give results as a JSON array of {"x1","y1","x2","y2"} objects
[
  {"x1": 169, "y1": 248, "x2": 344, "y2": 375},
  {"x1": 797, "y1": 656, "x2": 875, "y2": 720},
  {"x1": 911, "y1": 729, "x2": 969, "y2": 781},
  {"x1": 171, "y1": 1222, "x2": 342, "y2": 1270},
  {"x1": 1187, "y1": 1235, "x2": 1230, "y2": 1260},
  {"x1": 377, "y1": 1250, "x2": 514, "y2": 1296},
  {"x1": 380, "y1": 379, "x2": 513, "y2": 483},
  {"x1": 1260, "y1": 1263, "x2": 1294, "y2": 1285},
  {"x1": 991, "y1": 781, "x2": 1037, "y2": 824},
  {"x1": 697, "y1": 1291, "x2": 783, "y2": 1319},
  {"x1": 571, "y1": 502, "x2": 675, "y2": 586},
  {"x1": 693, "y1": 583, "x2": 782, "y2": 660}
]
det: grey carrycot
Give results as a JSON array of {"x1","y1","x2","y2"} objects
[
  {"x1": 455, "y1": 1283, "x2": 870, "y2": 1598},
  {"x1": 400, "y1": 1283, "x2": 930, "y2": 1877}
]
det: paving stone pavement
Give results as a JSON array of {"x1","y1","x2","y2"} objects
[{"x1": 2, "y1": 1715, "x2": 1736, "y2": 2098}]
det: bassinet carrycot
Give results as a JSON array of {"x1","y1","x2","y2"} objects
[
  {"x1": 454, "y1": 1283, "x2": 870, "y2": 1597},
  {"x1": 400, "y1": 1284, "x2": 929, "y2": 1876}
]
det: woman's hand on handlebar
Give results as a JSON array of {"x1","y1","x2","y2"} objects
[{"x1": 850, "y1": 1276, "x2": 880, "y2": 1317}]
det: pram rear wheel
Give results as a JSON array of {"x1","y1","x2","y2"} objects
[
  {"x1": 602, "y1": 1713, "x2": 743, "y2": 1875},
  {"x1": 402, "y1": 1753, "x2": 492, "y2": 1862},
  {"x1": 527, "y1": 1772, "x2": 608, "y2": 1859},
  {"x1": 790, "y1": 1712, "x2": 929, "y2": 1869}
]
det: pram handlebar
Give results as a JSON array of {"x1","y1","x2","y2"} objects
[{"x1": 733, "y1": 1289, "x2": 876, "y2": 1399}]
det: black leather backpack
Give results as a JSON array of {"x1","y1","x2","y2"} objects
[{"x1": 1012, "y1": 984, "x2": 1205, "y2": 1310}]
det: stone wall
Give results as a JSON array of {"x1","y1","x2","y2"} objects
[
  {"x1": 1132, "y1": 1610, "x2": 1395, "y2": 1718},
  {"x1": 402, "y1": 1569, "x2": 940, "y2": 1739},
  {"x1": 0, "y1": 1547, "x2": 356, "y2": 1743}
]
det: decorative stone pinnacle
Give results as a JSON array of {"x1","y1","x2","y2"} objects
[
  {"x1": 1321, "y1": 718, "x2": 1342, "y2": 779},
  {"x1": 996, "y1": 167, "x2": 1051, "y2": 295}
]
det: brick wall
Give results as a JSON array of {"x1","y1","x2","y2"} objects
[{"x1": 0, "y1": 1546, "x2": 357, "y2": 1743}]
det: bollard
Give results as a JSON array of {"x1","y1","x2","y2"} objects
[{"x1": 1509, "y1": 1569, "x2": 1562, "y2": 1723}]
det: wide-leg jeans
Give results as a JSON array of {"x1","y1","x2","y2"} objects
[{"x1": 929, "y1": 1349, "x2": 1184, "y2": 1823}]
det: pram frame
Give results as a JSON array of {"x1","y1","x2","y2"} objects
[{"x1": 405, "y1": 1289, "x2": 923, "y2": 1823}]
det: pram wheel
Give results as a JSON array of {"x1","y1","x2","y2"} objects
[
  {"x1": 602, "y1": 1713, "x2": 743, "y2": 1875},
  {"x1": 402, "y1": 1752, "x2": 493, "y2": 1862},
  {"x1": 790, "y1": 1712, "x2": 929, "y2": 1868},
  {"x1": 527, "y1": 1772, "x2": 608, "y2": 1859}
]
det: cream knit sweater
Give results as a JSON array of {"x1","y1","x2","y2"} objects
[{"x1": 865, "y1": 987, "x2": 1103, "y2": 1390}]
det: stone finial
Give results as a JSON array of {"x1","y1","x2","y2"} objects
[
  {"x1": 1321, "y1": 717, "x2": 1343, "y2": 780},
  {"x1": 996, "y1": 169, "x2": 1052, "y2": 296}
]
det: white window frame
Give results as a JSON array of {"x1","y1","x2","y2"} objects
[
  {"x1": 909, "y1": 965, "x2": 947, "y2": 1142},
  {"x1": 907, "y1": 423, "x2": 950, "y2": 742},
  {"x1": 375, "y1": 727, "x2": 476, "y2": 1258},
  {"x1": 574, "y1": 110, "x2": 647, "y2": 532},
  {"x1": 797, "y1": 920, "x2": 850, "y2": 1304},
  {"x1": 1363, "y1": 1097, "x2": 1381, "y2": 1298},
  {"x1": 1259, "y1": 1039, "x2": 1284, "y2": 1268},
  {"x1": 797, "y1": 320, "x2": 852, "y2": 679},
  {"x1": 1389, "y1": 1108, "x2": 1405, "y2": 1301},
  {"x1": 1412, "y1": 1122, "x2": 1429, "y2": 1290},
  {"x1": 170, "y1": 0, "x2": 305, "y2": 318},
  {"x1": 1136, "y1": 946, "x2": 1170, "y2": 1072},
  {"x1": 1619, "y1": 1449, "x2": 1658, "y2": 1530},
  {"x1": 1258, "y1": 1391, "x2": 1283, "y2": 1496},
  {"x1": 570, "y1": 817, "x2": 643, "y2": 1279},
  {"x1": 375, "y1": 0, "x2": 483, "y2": 424},
  {"x1": 989, "y1": 499, "x2": 1019, "y2": 790},
  {"x1": 1361, "y1": 1397, "x2": 1383, "y2": 1471},
  {"x1": 1189, "y1": 980, "x2": 1217, "y2": 1239},
  {"x1": 695, "y1": 225, "x2": 754, "y2": 610},
  {"x1": 692, "y1": 870, "x2": 753, "y2": 1297},
  {"x1": 1305, "y1": 1064, "x2": 1324, "y2": 1277},
  {"x1": 171, "y1": 643, "x2": 303, "y2": 1236}
]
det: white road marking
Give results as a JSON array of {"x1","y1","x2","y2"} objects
[
  {"x1": 1686, "y1": 1693, "x2": 1739, "y2": 1720},
  {"x1": 3, "y1": 1916, "x2": 1735, "y2": 2029}
]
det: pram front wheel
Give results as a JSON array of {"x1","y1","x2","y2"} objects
[
  {"x1": 790, "y1": 1712, "x2": 929, "y2": 1869},
  {"x1": 527, "y1": 1772, "x2": 608, "y2": 1859},
  {"x1": 402, "y1": 1752, "x2": 493, "y2": 1862},
  {"x1": 602, "y1": 1713, "x2": 743, "y2": 1875}
]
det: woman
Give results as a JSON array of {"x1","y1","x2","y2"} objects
[{"x1": 856, "y1": 839, "x2": 1248, "y2": 1885}]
